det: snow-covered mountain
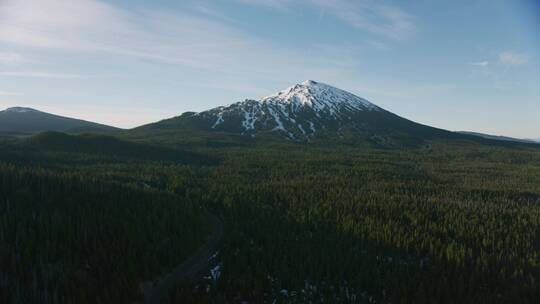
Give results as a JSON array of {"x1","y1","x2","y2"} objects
[
  {"x1": 142, "y1": 80, "x2": 458, "y2": 143},
  {"x1": 201, "y1": 80, "x2": 382, "y2": 139}
]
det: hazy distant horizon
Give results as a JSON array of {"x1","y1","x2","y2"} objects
[{"x1": 1, "y1": 0, "x2": 539, "y2": 138}]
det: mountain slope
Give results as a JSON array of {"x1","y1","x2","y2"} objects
[
  {"x1": 0, "y1": 107, "x2": 119, "y2": 135},
  {"x1": 139, "y1": 80, "x2": 460, "y2": 145},
  {"x1": 0, "y1": 131, "x2": 216, "y2": 164},
  {"x1": 30, "y1": 131, "x2": 214, "y2": 163}
]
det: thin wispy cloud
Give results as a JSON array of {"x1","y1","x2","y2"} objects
[
  {"x1": 236, "y1": 0, "x2": 292, "y2": 11},
  {"x1": 471, "y1": 61, "x2": 489, "y2": 67},
  {"x1": 0, "y1": 90, "x2": 22, "y2": 96},
  {"x1": 0, "y1": 71, "x2": 85, "y2": 79},
  {"x1": 192, "y1": 3, "x2": 236, "y2": 23},
  {"x1": 235, "y1": 0, "x2": 415, "y2": 40},
  {"x1": 313, "y1": 0, "x2": 415, "y2": 40},
  {"x1": 0, "y1": 52, "x2": 24, "y2": 65},
  {"x1": 0, "y1": 0, "x2": 359, "y2": 85},
  {"x1": 498, "y1": 51, "x2": 529, "y2": 66}
]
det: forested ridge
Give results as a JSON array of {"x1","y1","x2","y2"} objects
[
  {"x1": 0, "y1": 163, "x2": 210, "y2": 303},
  {"x1": 2, "y1": 135, "x2": 540, "y2": 303},
  {"x1": 184, "y1": 142, "x2": 540, "y2": 303}
]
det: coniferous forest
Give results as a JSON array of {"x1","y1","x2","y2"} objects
[
  {"x1": 1, "y1": 0, "x2": 538, "y2": 302},
  {"x1": 2, "y1": 134, "x2": 540, "y2": 303}
]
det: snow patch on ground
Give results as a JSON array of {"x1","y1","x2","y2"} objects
[
  {"x1": 241, "y1": 107, "x2": 258, "y2": 130},
  {"x1": 211, "y1": 115, "x2": 224, "y2": 129},
  {"x1": 210, "y1": 263, "x2": 221, "y2": 282},
  {"x1": 308, "y1": 121, "x2": 316, "y2": 134},
  {"x1": 268, "y1": 107, "x2": 286, "y2": 132},
  {"x1": 209, "y1": 251, "x2": 219, "y2": 261},
  {"x1": 264, "y1": 275, "x2": 377, "y2": 303},
  {"x1": 5, "y1": 107, "x2": 38, "y2": 113},
  {"x1": 297, "y1": 124, "x2": 305, "y2": 135}
]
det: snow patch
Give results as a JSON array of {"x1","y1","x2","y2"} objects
[
  {"x1": 241, "y1": 107, "x2": 258, "y2": 130},
  {"x1": 297, "y1": 124, "x2": 306, "y2": 135},
  {"x1": 210, "y1": 264, "x2": 221, "y2": 282},
  {"x1": 268, "y1": 107, "x2": 285, "y2": 132},
  {"x1": 211, "y1": 115, "x2": 224, "y2": 129},
  {"x1": 4, "y1": 107, "x2": 38, "y2": 113},
  {"x1": 209, "y1": 251, "x2": 219, "y2": 261},
  {"x1": 308, "y1": 121, "x2": 316, "y2": 134}
]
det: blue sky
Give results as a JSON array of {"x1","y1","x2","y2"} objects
[{"x1": 0, "y1": 0, "x2": 539, "y2": 138}]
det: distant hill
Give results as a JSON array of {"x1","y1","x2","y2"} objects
[
  {"x1": 0, "y1": 107, "x2": 119, "y2": 136},
  {"x1": 457, "y1": 131, "x2": 539, "y2": 144},
  {"x1": 22, "y1": 131, "x2": 214, "y2": 164}
]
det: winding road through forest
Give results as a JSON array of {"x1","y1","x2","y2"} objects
[{"x1": 143, "y1": 209, "x2": 224, "y2": 304}]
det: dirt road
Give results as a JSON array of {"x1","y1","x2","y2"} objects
[{"x1": 143, "y1": 209, "x2": 224, "y2": 304}]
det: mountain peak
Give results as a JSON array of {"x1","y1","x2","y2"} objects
[
  {"x1": 4, "y1": 107, "x2": 39, "y2": 113},
  {"x1": 261, "y1": 81, "x2": 379, "y2": 113},
  {"x1": 145, "y1": 80, "x2": 460, "y2": 143},
  {"x1": 301, "y1": 80, "x2": 319, "y2": 86},
  {"x1": 174, "y1": 81, "x2": 387, "y2": 139}
]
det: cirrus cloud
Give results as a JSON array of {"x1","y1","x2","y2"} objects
[
  {"x1": 0, "y1": 71, "x2": 85, "y2": 79},
  {"x1": 235, "y1": 0, "x2": 415, "y2": 40},
  {"x1": 498, "y1": 51, "x2": 529, "y2": 66},
  {"x1": 0, "y1": 52, "x2": 24, "y2": 65},
  {"x1": 0, "y1": 0, "x2": 369, "y2": 87},
  {"x1": 471, "y1": 61, "x2": 489, "y2": 67},
  {"x1": 0, "y1": 90, "x2": 22, "y2": 96}
]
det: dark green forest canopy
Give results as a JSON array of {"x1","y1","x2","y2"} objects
[
  {"x1": 189, "y1": 141, "x2": 540, "y2": 303},
  {"x1": 0, "y1": 131, "x2": 217, "y2": 166},
  {"x1": 2, "y1": 132, "x2": 540, "y2": 303}
]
